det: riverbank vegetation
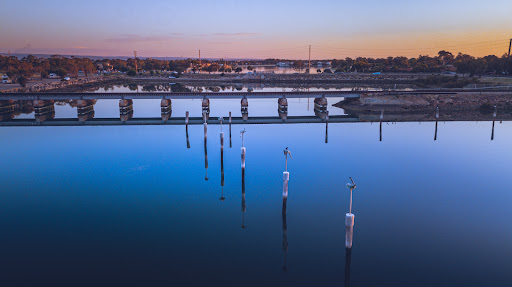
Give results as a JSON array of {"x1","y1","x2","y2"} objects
[
  {"x1": 1, "y1": 51, "x2": 511, "y2": 87},
  {"x1": 413, "y1": 75, "x2": 479, "y2": 88}
]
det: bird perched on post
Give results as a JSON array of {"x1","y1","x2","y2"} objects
[{"x1": 283, "y1": 147, "x2": 292, "y2": 172}]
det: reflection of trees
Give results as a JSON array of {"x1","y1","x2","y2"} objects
[
  {"x1": 67, "y1": 99, "x2": 97, "y2": 108},
  {"x1": 142, "y1": 85, "x2": 157, "y2": 92},
  {"x1": 171, "y1": 83, "x2": 192, "y2": 93}
]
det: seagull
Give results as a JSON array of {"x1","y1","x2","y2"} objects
[{"x1": 346, "y1": 177, "x2": 356, "y2": 189}]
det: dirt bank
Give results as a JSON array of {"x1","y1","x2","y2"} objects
[{"x1": 335, "y1": 92, "x2": 512, "y2": 121}]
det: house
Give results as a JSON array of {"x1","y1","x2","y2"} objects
[
  {"x1": 1, "y1": 73, "x2": 11, "y2": 83},
  {"x1": 96, "y1": 61, "x2": 113, "y2": 71},
  {"x1": 276, "y1": 62, "x2": 293, "y2": 67}
]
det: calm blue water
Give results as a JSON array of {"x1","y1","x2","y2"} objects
[{"x1": 1, "y1": 114, "x2": 512, "y2": 286}]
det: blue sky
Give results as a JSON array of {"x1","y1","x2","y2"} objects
[{"x1": 1, "y1": 0, "x2": 511, "y2": 58}]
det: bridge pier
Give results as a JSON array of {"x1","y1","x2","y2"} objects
[
  {"x1": 0, "y1": 100, "x2": 15, "y2": 114},
  {"x1": 241, "y1": 98, "x2": 249, "y2": 121},
  {"x1": 202, "y1": 98, "x2": 210, "y2": 120},
  {"x1": 119, "y1": 99, "x2": 133, "y2": 121},
  {"x1": 33, "y1": 100, "x2": 55, "y2": 122},
  {"x1": 77, "y1": 100, "x2": 95, "y2": 122},
  {"x1": 0, "y1": 100, "x2": 15, "y2": 121},
  {"x1": 278, "y1": 98, "x2": 288, "y2": 120},
  {"x1": 161, "y1": 99, "x2": 172, "y2": 120},
  {"x1": 314, "y1": 97, "x2": 328, "y2": 120}
]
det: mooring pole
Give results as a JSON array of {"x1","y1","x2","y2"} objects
[
  {"x1": 492, "y1": 105, "x2": 497, "y2": 141},
  {"x1": 379, "y1": 111, "x2": 384, "y2": 142},
  {"x1": 435, "y1": 107, "x2": 439, "y2": 141},
  {"x1": 283, "y1": 148, "x2": 292, "y2": 197},
  {"x1": 229, "y1": 111, "x2": 232, "y2": 148},
  {"x1": 345, "y1": 177, "x2": 356, "y2": 249},
  {"x1": 186, "y1": 111, "x2": 190, "y2": 148},
  {"x1": 219, "y1": 117, "x2": 225, "y2": 200},
  {"x1": 325, "y1": 110, "x2": 329, "y2": 144},
  {"x1": 241, "y1": 129, "x2": 246, "y2": 171}
]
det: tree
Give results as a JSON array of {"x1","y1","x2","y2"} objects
[
  {"x1": 317, "y1": 69, "x2": 322, "y2": 73},
  {"x1": 247, "y1": 65, "x2": 253, "y2": 71},
  {"x1": 54, "y1": 68, "x2": 67, "y2": 78},
  {"x1": 352, "y1": 58, "x2": 369, "y2": 72},
  {"x1": 18, "y1": 76, "x2": 28, "y2": 87},
  {"x1": 438, "y1": 50, "x2": 453, "y2": 66},
  {"x1": 292, "y1": 60, "x2": 304, "y2": 72},
  {"x1": 235, "y1": 67, "x2": 242, "y2": 74},
  {"x1": 454, "y1": 53, "x2": 475, "y2": 76},
  {"x1": 127, "y1": 69, "x2": 137, "y2": 76}
]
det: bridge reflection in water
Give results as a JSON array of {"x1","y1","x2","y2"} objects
[
  {"x1": 0, "y1": 96, "x2": 505, "y2": 142},
  {"x1": 0, "y1": 96, "x2": 334, "y2": 125}
]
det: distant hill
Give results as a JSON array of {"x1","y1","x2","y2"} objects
[{"x1": 0, "y1": 53, "x2": 262, "y2": 61}]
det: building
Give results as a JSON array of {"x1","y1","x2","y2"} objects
[{"x1": 96, "y1": 61, "x2": 113, "y2": 72}]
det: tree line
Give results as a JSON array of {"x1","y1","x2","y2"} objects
[
  {"x1": 1, "y1": 51, "x2": 511, "y2": 86},
  {"x1": 329, "y1": 51, "x2": 512, "y2": 76}
]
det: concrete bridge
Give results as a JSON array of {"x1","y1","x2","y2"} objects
[
  {"x1": 1, "y1": 89, "x2": 510, "y2": 127},
  {"x1": 0, "y1": 115, "x2": 359, "y2": 127},
  {"x1": 0, "y1": 89, "x2": 482, "y2": 100}
]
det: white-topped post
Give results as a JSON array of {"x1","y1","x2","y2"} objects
[
  {"x1": 241, "y1": 129, "x2": 246, "y2": 170},
  {"x1": 219, "y1": 117, "x2": 224, "y2": 149},
  {"x1": 345, "y1": 177, "x2": 357, "y2": 249},
  {"x1": 283, "y1": 147, "x2": 292, "y2": 197}
]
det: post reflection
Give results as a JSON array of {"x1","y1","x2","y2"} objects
[
  {"x1": 241, "y1": 168, "x2": 246, "y2": 229},
  {"x1": 282, "y1": 188, "x2": 288, "y2": 272},
  {"x1": 219, "y1": 118, "x2": 225, "y2": 201},
  {"x1": 344, "y1": 248, "x2": 352, "y2": 287},
  {"x1": 241, "y1": 129, "x2": 247, "y2": 229},
  {"x1": 203, "y1": 112, "x2": 208, "y2": 181}
]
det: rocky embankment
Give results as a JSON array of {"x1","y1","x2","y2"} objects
[
  {"x1": 171, "y1": 73, "x2": 428, "y2": 84},
  {"x1": 335, "y1": 92, "x2": 512, "y2": 121},
  {"x1": 0, "y1": 76, "x2": 121, "y2": 93}
]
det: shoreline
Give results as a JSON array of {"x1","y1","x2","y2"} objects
[{"x1": 1, "y1": 73, "x2": 511, "y2": 93}]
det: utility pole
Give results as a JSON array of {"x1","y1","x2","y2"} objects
[
  {"x1": 308, "y1": 45, "x2": 311, "y2": 73},
  {"x1": 134, "y1": 50, "x2": 138, "y2": 74},
  {"x1": 508, "y1": 39, "x2": 511, "y2": 57}
]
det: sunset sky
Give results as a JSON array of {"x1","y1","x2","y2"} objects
[{"x1": 1, "y1": 0, "x2": 511, "y2": 59}]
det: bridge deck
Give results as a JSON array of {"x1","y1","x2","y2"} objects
[
  {"x1": 0, "y1": 89, "x2": 486, "y2": 100},
  {"x1": 0, "y1": 115, "x2": 356, "y2": 127}
]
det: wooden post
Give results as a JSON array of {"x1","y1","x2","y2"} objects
[
  {"x1": 325, "y1": 111, "x2": 329, "y2": 144},
  {"x1": 229, "y1": 111, "x2": 232, "y2": 148}
]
